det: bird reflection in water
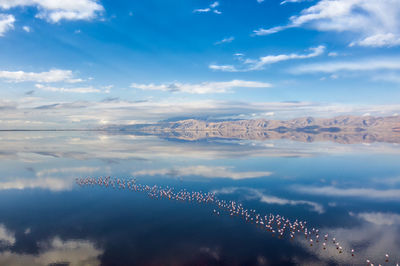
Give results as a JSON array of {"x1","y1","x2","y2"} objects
[{"x1": 76, "y1": 176, "x2": 396, "y2": 266}]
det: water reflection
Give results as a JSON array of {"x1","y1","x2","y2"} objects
[
  {"x1": 0, "y1": 234, "x2": 102, "y2": 266},
  {"x1": 293, "y1": 185, "x2": 400, "y2": 200},
  {"x1": 214, "y1": 187, "x2": 324, "y2": 214},
  {"x1": 132, "y1": 166, "x2": 273, "y2": 180},
  {"x1": 134, "y1": 128, "x2": 400, "y2": 145},
  {"x1": 0, "y1": 131, "x2": 399, "y2": 265},
  {"x1": 0, "y1": 224, "x2": 15, "y2": 247},
  {"x1": 299, "y1": 219, "x2": 400, "y2": 266},
  {"x1": 75, "y1": 177, "x2": 348, "y2": 262}
]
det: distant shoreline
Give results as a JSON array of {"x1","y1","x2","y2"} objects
[{"x1": 0, "y1": 129, "x2": 103, "y2": 132}]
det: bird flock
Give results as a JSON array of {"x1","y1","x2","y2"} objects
[{"x1": 76, "y1": 176, "x2": 398, "y2": 266}]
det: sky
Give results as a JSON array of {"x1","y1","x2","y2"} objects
[{"x1": 1, "y1": 0, "x2": 400, "y2": 129}]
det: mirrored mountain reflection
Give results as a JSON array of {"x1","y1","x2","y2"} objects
[
  {"x1": 106, "y1": 115, "x2": 400, "y2": 144},
  {"x1": 0, "y1": 131, "x2": 399, "y2": 265}
]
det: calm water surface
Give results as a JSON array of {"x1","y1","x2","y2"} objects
[{"x1": 0, "y1": 131, "x2": 399, "y2": 265}]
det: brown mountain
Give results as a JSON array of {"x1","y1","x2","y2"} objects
[{"x1": 108, "y1": 116, "x2": 400, "y2": 144}]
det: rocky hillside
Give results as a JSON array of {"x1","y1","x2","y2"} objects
[{"x1": 106, "y1": 116, "x2": 400, "y2": 144}]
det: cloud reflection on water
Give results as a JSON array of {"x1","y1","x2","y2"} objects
[
  {"x1": 0, "y1": 236, "x2": 102, "y2": 266},
  {"x1": 352, "y1": 212, "x2": 400, "y2": 226},
  {"x1": 295, "y1": 215, "x2": 400, "y2": 266},
  {"x1": 132, "y1": 165, "x2": 273, "y2": 180},
  {"x1": 293, "y1": 185, "x2": 400, "y2": 200},
  {"x1": 0, "y1": 224, "x2": 15, "y2": 247},
  {"x1": 214, "y1": 187, "x2": 325, "y2": 214},
  {"x1": 0, "y1": 131, "x2": 399, "y2": 264},
  {"x1": 0, "y1": 132, "x2": 400, "y2": 165},
  {"x1": 0, "y1": 166, "x2": 105, "y2": 192},
  {"x1": 0, "y1": 177, "x2": 72, "y2": 191}
]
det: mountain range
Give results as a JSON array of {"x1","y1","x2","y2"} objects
[{"x1": 105, "y1": 116, "x2": 400, "y2": 144}]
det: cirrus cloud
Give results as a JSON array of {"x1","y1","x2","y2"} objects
[
  {"x1": 130, "y1": 80, "x2": 272, "y2": 94},
  {"x1": 254, "y1": 0, "x2": 400, "y2": 47},
  {"x1": 290, "y1": 57, "x2": 400, "y2": 74},
  {"x1": 215, "y1": 36, "x2": 234, "y2": 45},
  {"x1": 193, "y1": 1, "x2": 221, "y2": 14},
  {"x1": 210, "y1": 45, "x2": 325, "y2": 72},
  {"x1": 280, "y1": 0, "x2": 310, "y2": 4},
  {"x1": 35, "y1": 84, "x2": 101, "y2": 94},
  {"x1": 0, "y1": 69, "x2": 83, "y2": 83}
]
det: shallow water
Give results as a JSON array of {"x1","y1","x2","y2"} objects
[{"x1": 0, "y1": 131, "x2": 399, "y2": 265}]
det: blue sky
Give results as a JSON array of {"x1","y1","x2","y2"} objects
[{"x1": 1, "y1": 0, "x2": 400, "y2": 128}]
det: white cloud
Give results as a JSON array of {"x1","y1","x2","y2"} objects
[
  {"x1": 2, "y1": 95, "x2": 400, "y2": 130},
  {"x1": 133, "y1": 165, "x2": 272, "y2": 180},
  {"x1": 0, "y1": 0, "x2": 104, "y2": 23},
  {"x1": 22, "y1": 25, "x2": 30, "y2": 32},
  {"x1": 193, "y1": 8, "x2": 210, "y2": 13},
  {"x1": 0, "y1": 237, "x2": 103, "y2": 266},
  {"x1": 291, "y1": 58, "x2": 400, "y2": 74},
  {"x1": 280, "y1": 0, "x2": 308, "y2": 4},
  {"x1": 194, "y1": 1, "x2": 221, "y2": 14},
  {"x1": 253, "y1": 25, "x2": 294, "y2": 36},
  {"x1": 257, "y1": 0, "x2": 265, "y2": 3},
  {"x1": 35, "y1": 84, "x2": 101, "y2": 93},
  {"x1": 0, "y1": 69, "x2": 83, "y2": 83},
  {"x1": 372, "y1": 73, "x2": 400, "y2": 84},
  {"x1": 353, "y1": 33, "x2": 400, "y2": 47},
  {"x1": 0, "y1": 13, "x2": 14, "y2": 36},
  {"x1": 130, "y1": 80, "x2": 272, "y2": 94},
  {"x1": 254, "y1": 0, "x2": 400, "y2": 47},
  {"x1": 246, "y1": 45, "x2": 325, "y2": 70},
  {"x1": 210, "y1": 1, "x2": 219, "y2": 8},
  {"x1": 210, "y1": 45, "x2": 325, "y2": 72},
  {"x1": 215, "y1": 36, "x2": 234, "y2": 45},
  {"x1": 293, "y1": 185, "x2": 400, "y2": 200},
  {"x1": 209, "y1": 64, "x2": 238, "y2": 72},
  {"x1": 101, "y1": 84, "x2": 113, "y2": 93},
  {"x1": 0, "y1": 224, "x2": 15, "y2": 247}
]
